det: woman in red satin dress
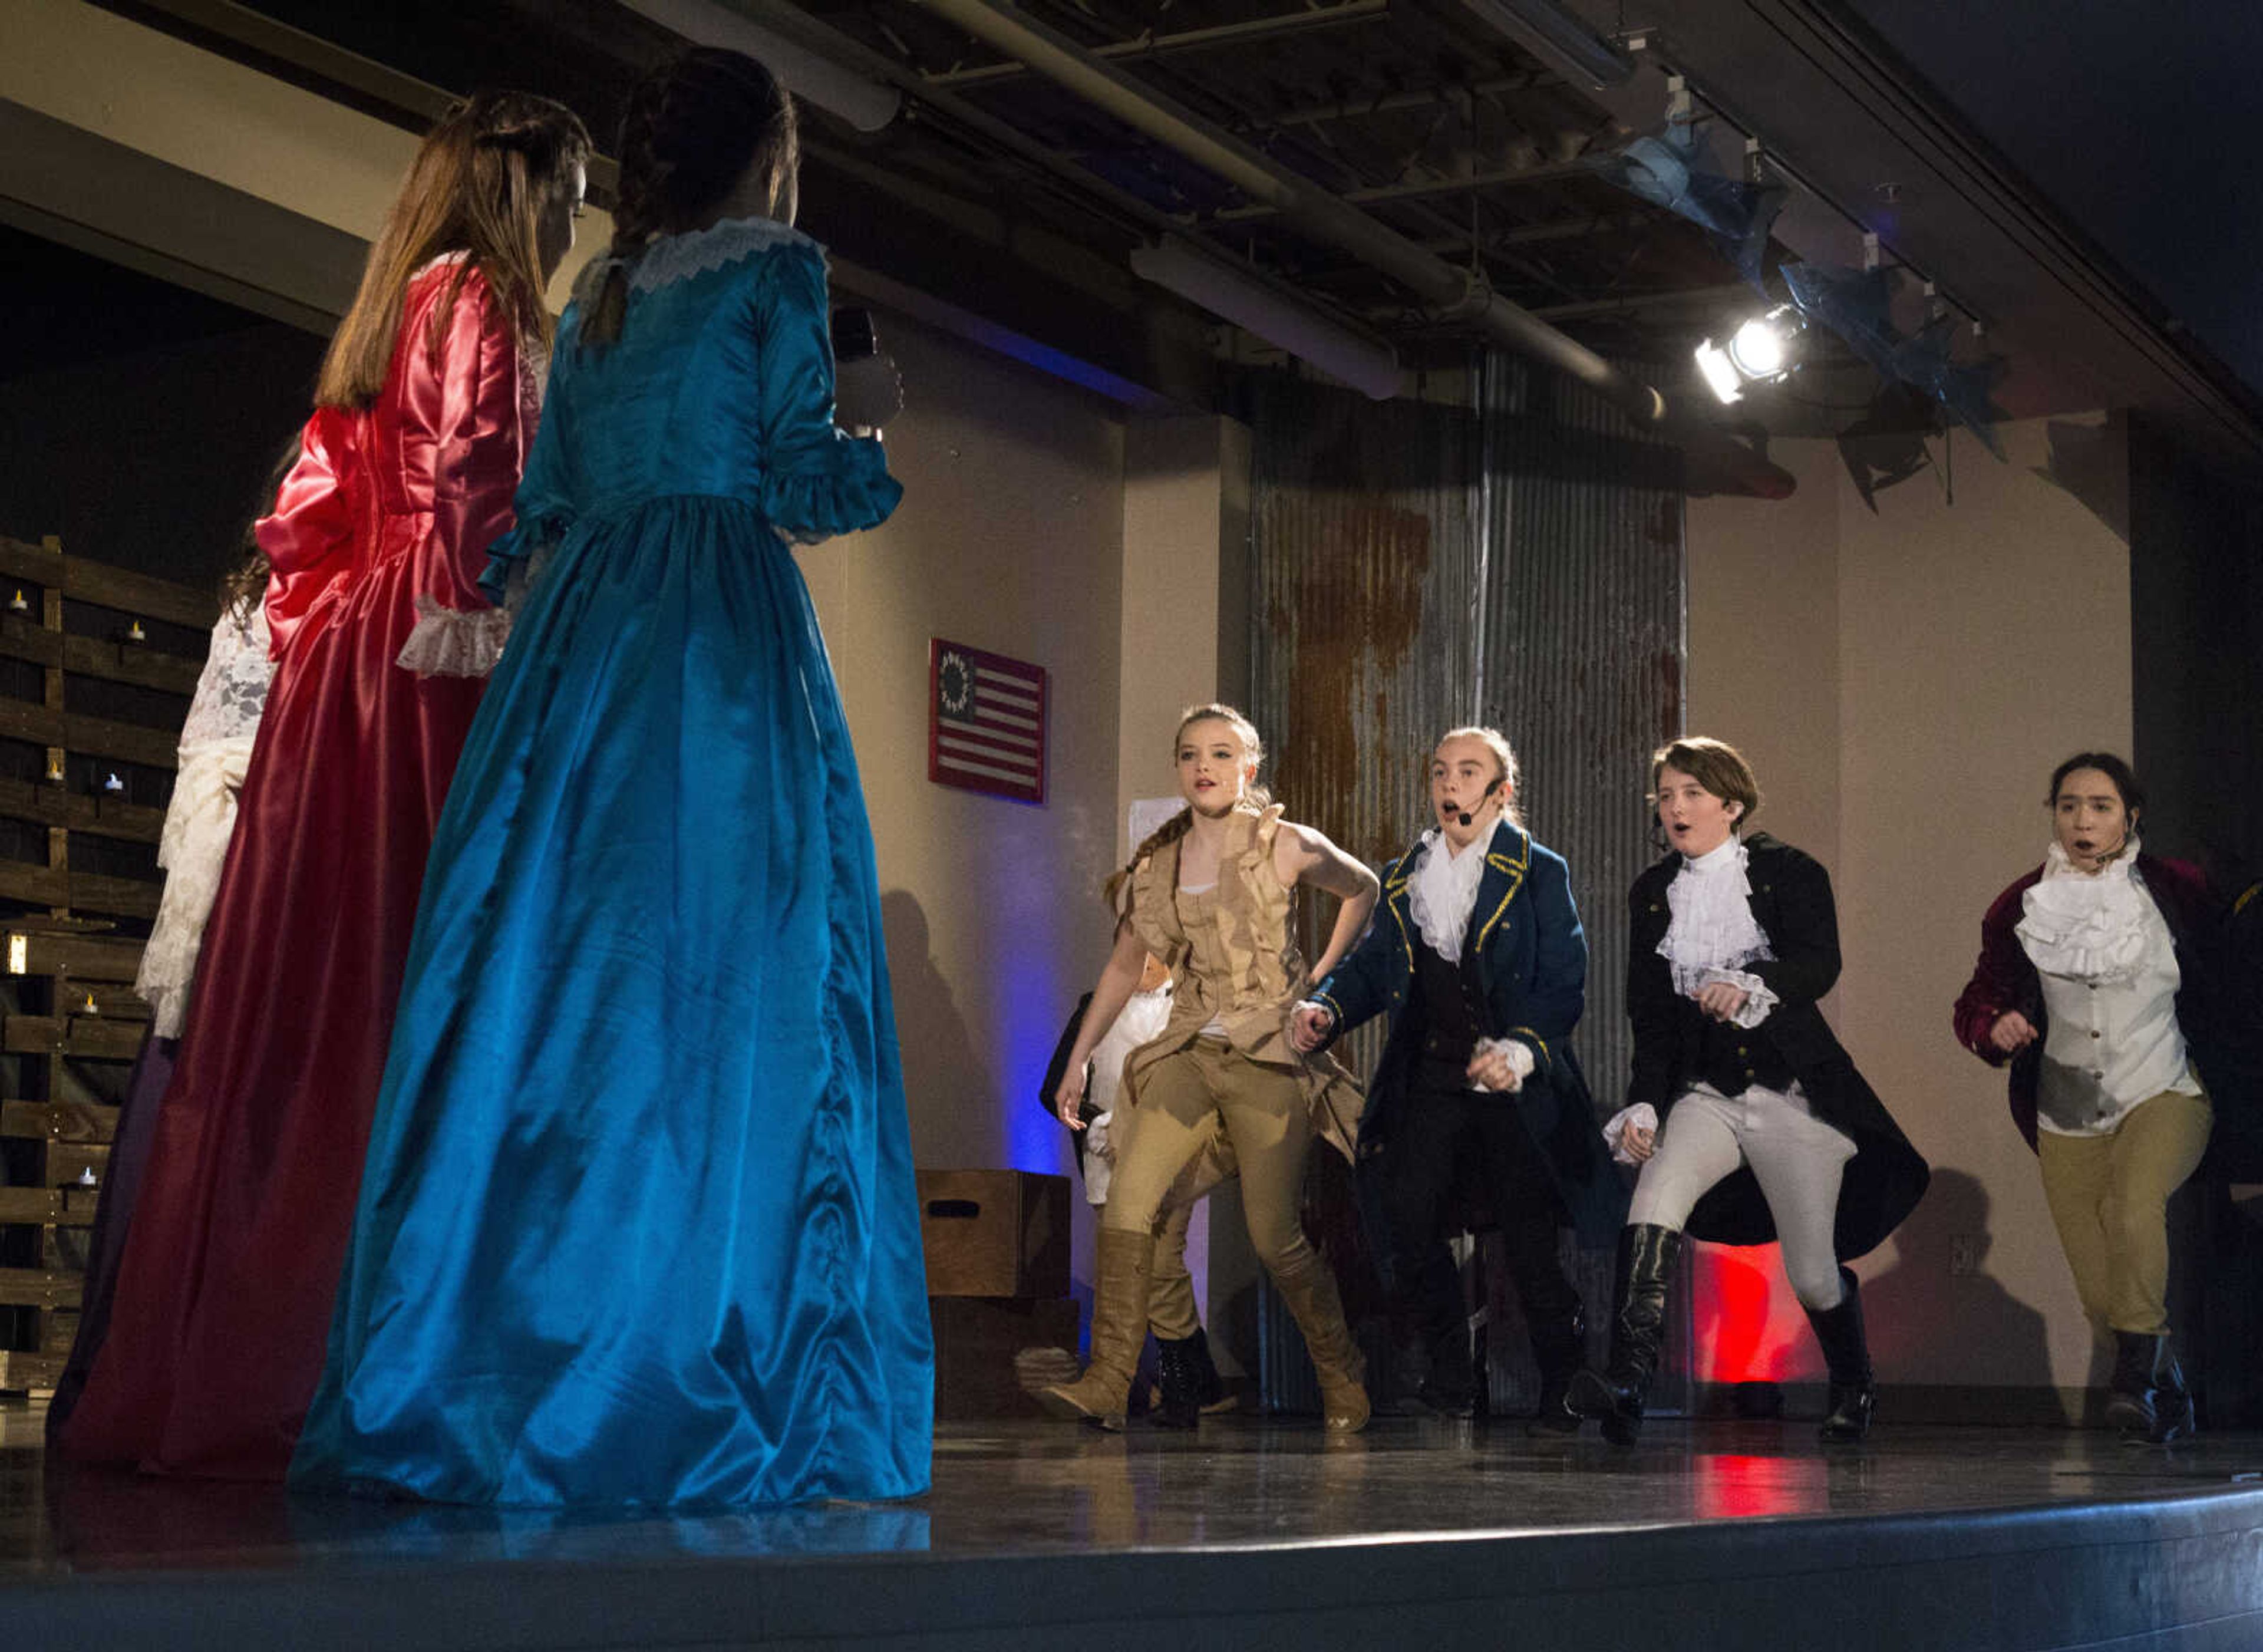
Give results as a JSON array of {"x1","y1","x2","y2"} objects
[{"x1": 60, "y1": 91, "x2": 591, "y2": 1479}]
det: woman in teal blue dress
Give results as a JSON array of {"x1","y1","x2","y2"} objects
[{"x1": 293, "y1": 49, "x2": 931, "y2": 1507}]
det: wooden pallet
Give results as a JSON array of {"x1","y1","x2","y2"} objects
[{"x1": 0, "y1": 533, "x2": 210, "y2": 1391}]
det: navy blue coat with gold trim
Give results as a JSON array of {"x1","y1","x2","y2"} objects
[{"x1": 1311, "y1": 820, "x2": 1625, "y2": 1244}]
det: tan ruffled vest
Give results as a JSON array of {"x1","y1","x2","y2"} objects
[{"x1": 1117, "y1": 804, "x2": 1363, "y2": 1169}]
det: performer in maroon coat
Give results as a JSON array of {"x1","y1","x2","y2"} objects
[
  {"x1": 1953, "y1": 751, "x2": 2220, "y2": 1444},
  {"x1": 61, "y1": 91, "x2": 589, "y2": 1479}
]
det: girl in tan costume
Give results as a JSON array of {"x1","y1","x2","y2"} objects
[{"x1": 1045, "y1": 706, "x2": 1380, "y2": 1430}]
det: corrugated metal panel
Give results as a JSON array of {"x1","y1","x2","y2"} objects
[
  {"x1": 1477, "y1": 353, "x2": 1686, "y2": 1122},
  {"x1": 1242, "y1": 354, "x2": 1688, "y2": 1415},
  {"x1": 1477, "y1": 354, "x2": 1689, "y2": 1414},
  {"x1": 1245, "y1": 369, "x2": 1485, "y2": 1092}
]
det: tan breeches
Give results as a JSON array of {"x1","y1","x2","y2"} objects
[
  {"x1": 2037, "y1": 1089, "x2": 2211, "y2": 1337},
  {"x1": 1101, "y1": 1038, "x2": 1318, "y2": 1280}
]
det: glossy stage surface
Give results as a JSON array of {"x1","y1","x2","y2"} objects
[{"x1": 12, "y1": 1404, "x2": 2263, "y2": 1649}]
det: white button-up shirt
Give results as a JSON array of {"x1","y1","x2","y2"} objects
[{"x1": 2033, "y1": 882, "x2": 2201, "y2": 1136}]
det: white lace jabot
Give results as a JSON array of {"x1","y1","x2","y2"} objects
[
  {"x1": 2017, "y1": 837, "x2": 2152, "y2": 983},
  {"x1": 577, "y1": 216, "x2": 816, "y2": 304},
  {"x1": 1408, "y1": 829, "x2": 1489, "y2": 961},
  {"x1": 1658, "y1": 836, "x2": 1777, "y2": 1028}
]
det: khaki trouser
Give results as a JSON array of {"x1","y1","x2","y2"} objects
[
  {"x1": 2037, "y1": 1089, "x2": 2211, "y2": 1336},
  {"x1": 1146, "y1": 1201, "x2": 1201, "y2": 1341},
  {"x1": 1101, "y1": 1037, "x2": 1319, "y2": 1280}
]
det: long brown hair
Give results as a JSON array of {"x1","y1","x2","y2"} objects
[
  {"x1": 315, "y1": 90, "x2": 591, "y2": 408},
  {"x1": 1103, "y1": 704, "x2": 1272, "y2": 911},
  {"x1": 580, "y1": 48, "x2": 800, "y2": 351}
]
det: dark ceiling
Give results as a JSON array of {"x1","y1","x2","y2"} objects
[
  {"x1": 61, "y1": 0, "x2": 2263, "y2": 476},
  {"x1": 1839, "y1": 0, "x2": 2263, "y2": 412}
]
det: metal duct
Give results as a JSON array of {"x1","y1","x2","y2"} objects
[
  {"x1": 1132, "y1": 236, "x2": 1403, "y2": 400},
  {"x1": 1245, "y1": 348, "x2": 1688, "y2": 1412}
]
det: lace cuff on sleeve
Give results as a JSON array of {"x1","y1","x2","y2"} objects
[
  {"x1": 1701, "y1": 967, "x2": 1779, "y2": 1028},
  {"x1": 761, "y1": 436, "x2": 903, "y2": 547},
  {"x1": 1603, "y1": 1103, "x2": 1660, "y2": 1165},
  {"x1": 1470, "y1": 1036, "x2": 1536, "y2": 1093},
  {"x1": 396, "y1": 594, "x2": 509, "y2": 678}
]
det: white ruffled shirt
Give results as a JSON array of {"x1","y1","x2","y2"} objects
[
  {"x1": 1605, "y1": 835, "x2": 1783, "y2": 1162},
  {"x1": 2018, "y1": 839, "x2": 2199, "y2": 1134},
  {"x1": 1657, "y1": 836, "x2": 1779, "y2": 1029},
  {"x1": 1409, "y1": 826, "x2": 1491, "y2": 961},
  {"x1": 1397, "y1": 828, "x2": 1532, "y2": 1092}
]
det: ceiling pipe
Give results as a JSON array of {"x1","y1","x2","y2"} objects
[
  {"x1": 619, "y1": 0, "x2": 902, "y2": 131},
  {"x1": 1133, "y1": 236, "x2": 1403, "y2": 399},
  {"x1": 906, "y1": 0, "x2": 1795, "y2": 496}
]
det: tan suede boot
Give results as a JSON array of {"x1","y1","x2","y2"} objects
[
  {"x1": 1034, "y1": 1229, "x2": 1155, "y2": 1430},
  {"x1": 1271, "y1": 1249, "x2": 1370, "y2": 1433}
]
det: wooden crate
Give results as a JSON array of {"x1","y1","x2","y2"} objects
[
  {"x1": 916, "y1": 1169, "x2": 1071, "y2": 1299},
  {"x1": 0, "y1": 533, "x2": 209, "y2": 1390},
  {"x1": 929, "y1": 1295, "x2": 1081, "y2": 1420}
]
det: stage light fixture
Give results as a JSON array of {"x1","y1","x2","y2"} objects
[{"x1": 1694, "y1": 304, "x2": 1800, "y2": 403}]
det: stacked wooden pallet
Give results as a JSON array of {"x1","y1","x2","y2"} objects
[{"x1": 0, "y1": 533, "x2": 211, "y2": 1392}]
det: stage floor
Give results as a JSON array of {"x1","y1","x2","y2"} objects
[{"x1": 10, "y1": 1404, "x2": 2263, "y2": 1648}]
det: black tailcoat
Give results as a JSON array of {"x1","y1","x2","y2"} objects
[{"x1": 1628, "y1": 832, "x2": 1928, "y2": 1258}]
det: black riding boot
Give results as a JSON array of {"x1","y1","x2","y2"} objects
[
  {"x1": 1500, "y1": 1206, "x2": 1585, "y2": 1436},
  {"x1": 1524, "y1": 1296, "x2": 1586, "y2": 1436},
  {"x1": 2106, "y1": 1332, "x2": 2195, "y2": 1445},
  {"x1": 1566, "y1": 1224, "x2": 1681, "y2": 1446},
  {"x1": 1154, "y1": 1328, "x2": 1231, "y2": 1429},
  {"x1": 1803, "y1": 1268, "x2": 1876, "y2": 1443}
]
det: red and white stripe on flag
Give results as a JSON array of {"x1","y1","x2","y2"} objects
[{"x1": 928, "y1": 637, "x2": 1047, "y2": 804}]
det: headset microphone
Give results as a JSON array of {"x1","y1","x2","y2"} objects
[{"x1": 1456, "y1": 776, "x2": 1503, "y2": 829}]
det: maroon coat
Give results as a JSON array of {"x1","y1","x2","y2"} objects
[{"x1": 1951, "y1": 853, "x2": 2216, "y2": 1150}]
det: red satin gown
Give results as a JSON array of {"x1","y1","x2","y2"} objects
[{"x1": 61, "y1": 262, "x2": 533, "y2": 1478}]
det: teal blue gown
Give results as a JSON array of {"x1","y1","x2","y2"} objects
[{"x1": 292, "y1": 217, "x2": 932, "y2": 1507}]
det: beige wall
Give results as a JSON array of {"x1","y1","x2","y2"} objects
[
  {"x1": 1119, "y1": 416, "x2": 1252, "y2": 852},
  {"x1": 800, "y1": 315, "x2": 1129, "y2": 1185},
  {"x1": 1685, "y1": 412, "x2": 2132, "y2": 1400}
]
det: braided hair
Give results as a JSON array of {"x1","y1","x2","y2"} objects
[{"x1": 581, "y1": 48, "x2": 800, "y2": 349}]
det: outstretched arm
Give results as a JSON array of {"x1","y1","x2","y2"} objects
[{"x1": 1053, "y1": 919, "x2": 1151, "y2": 1129}]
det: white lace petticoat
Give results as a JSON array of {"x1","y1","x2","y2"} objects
[{"x1": 136, "y1": 735, "x2": 257, "y2": 1038}]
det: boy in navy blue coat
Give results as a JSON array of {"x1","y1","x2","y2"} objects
[{"x1": 1294, "y1": 729, "x2": 1623, "y2": 1426}]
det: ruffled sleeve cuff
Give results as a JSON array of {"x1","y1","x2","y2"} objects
[
  {"x1": 1604, "y1": 1103, "x2": 1659, "y2": 1165},
  {"x1": 1703, "y1": 967, "x2": 1779, "y2": 1028},
  {"x1": 761, "y1": 435, "x2": 903, "y2": 546},
  {"x1": 1471, "y1": 1036, "x2": 1536, "y2": 1093},
  {"x1": 477, "y1": 507, "x2": 570, "y2": 606},
  {"x1": 396, "y1": 594, "x2": 508, "y2": 678}
]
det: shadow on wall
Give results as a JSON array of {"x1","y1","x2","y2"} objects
[
  {"x1": 880, "y1": 889, "x2": 996, "y2": 1166},
  {"x1": 2031, "y1": 416, "x2": 2131, "y2": 546},
  {"x1": 1862, "y1": 1166, "x2": 2054, "y2": 1388}
]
